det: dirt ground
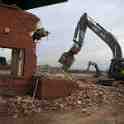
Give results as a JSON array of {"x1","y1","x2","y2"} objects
[
  {"x1": 0, "y1": 73, "x2": 124, "y2": 124},
  {"x1": 0, "y1": 106, "x2": 124, "y2": 124}
]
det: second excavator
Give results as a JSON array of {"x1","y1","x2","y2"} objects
[{"x1": 59, "y1": 13, "x2": 124, "y2": 80}]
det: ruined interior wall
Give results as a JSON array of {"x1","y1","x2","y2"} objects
[{"x1": 0, "y1": 5, "x2": 39, "y2": 48}]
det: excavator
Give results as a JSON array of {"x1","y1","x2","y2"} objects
[
  {"x1": 86, "y1": 61, "x2": 101, "y2": 77},
  {"x1": 59, "y1": 13, "x2": 124, "y2": 80}
]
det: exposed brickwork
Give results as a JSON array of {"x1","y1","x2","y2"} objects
[
  {"x1": 0, "y1": 5, "x2": 39, "y2": 48},
  {"x1": 37, "y1": 78, "x2": 78, "y2": 98},
  {"x1": 0, "y1": 5, "x2": 39, "y2": 94}
]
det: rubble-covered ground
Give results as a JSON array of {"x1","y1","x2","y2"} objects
[{"x1": 0, "y1": 72, "x2": 124, "y2": 124}]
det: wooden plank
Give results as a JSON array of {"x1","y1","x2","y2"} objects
[{"x1": 0, "y1": 0, "x2": 68, "y2": 10}]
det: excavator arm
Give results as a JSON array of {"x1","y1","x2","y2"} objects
[
  {"x1": 59, "y1": 13, "x2": 124, "y2": 80},
  {"x1": 58, "y1": 13, "x2": 88, "y2": 70}
]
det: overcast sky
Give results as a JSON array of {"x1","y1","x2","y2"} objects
[{"x1": 28, "y1": 0, "x2": 124, "y2": 70}]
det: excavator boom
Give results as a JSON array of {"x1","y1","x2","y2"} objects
[{"x1": 87, "y1": 16, "x2": 122, "y2": 58}]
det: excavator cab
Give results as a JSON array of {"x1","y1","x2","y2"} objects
[{"x1": 109, "y1": 58, "x2": 124, "y2": 80}]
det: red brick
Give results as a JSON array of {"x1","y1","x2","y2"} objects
[{"x1": 37, "y1": 78, "x2": 78, "y2": 98}]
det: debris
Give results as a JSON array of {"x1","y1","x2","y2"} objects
[{"x1": 0, "y1": 78, "x2": 122, "y2": 118}]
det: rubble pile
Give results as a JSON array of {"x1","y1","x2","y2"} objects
[
  {"x1": 41, "y1": 83, "x2": 124, "y2": 112},
  {"x1": 7, "y1": 96, "x2": 42, "y2": 118},
  {"x1": 2, "y1": 80, "x2": 123, "y2": 118},
  {"x1": 41, "y1": 84, "x2": 104, "y2": 111},
  {"x1": 0, "y1": 74, "x2": 122, "y2": 118}
]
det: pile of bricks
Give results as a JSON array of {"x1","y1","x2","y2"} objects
[{"x1": 0, "y1": 79, "x2": 122, "y2": 118}]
